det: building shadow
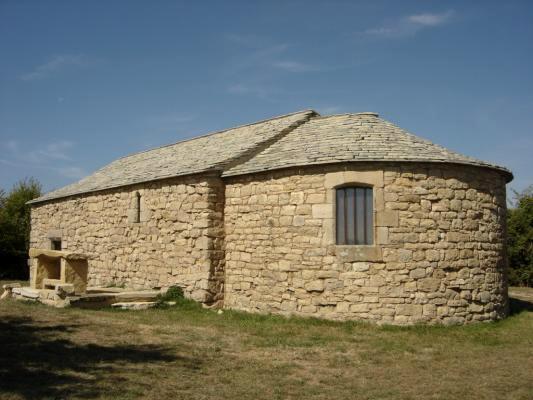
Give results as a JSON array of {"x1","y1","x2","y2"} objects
[
  {"x1": 0, "y1": 316, "x2": 201, "y2": 399},
  {"x1": 509, "y1": 294, "x2": 533, "y2": 315}
]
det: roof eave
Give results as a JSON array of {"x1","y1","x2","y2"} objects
[{"x1": 222, "y1": 159, "x2": 514, "y2": 182}]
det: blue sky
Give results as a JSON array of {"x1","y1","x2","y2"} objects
[{"x1": 1, "y1": 0, "x2": 532, "y2": 197}]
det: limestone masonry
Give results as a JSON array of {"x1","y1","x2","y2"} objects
[{"x1": 29, "y1": 110, "x2": 513, "y2": 325}]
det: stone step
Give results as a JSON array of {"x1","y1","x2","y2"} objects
[
  {"x1": 43, "y1": 278, "x2": 62, "y2": 289},
  {"x1": 12, "y1": 287, "x2": 40, "y2": 299},
  {"x1": 111, "y1": 302, "x2": 158, "y2": 310},
  {"x1": 69, "y1": 290, "x2": 161, "y2": 309},
  {"x1": 114, "y1": 291, "x2": 161, "y2": 302},
  {"x1": 86, "y1": 286, "x2": 131, "y2": 294}
]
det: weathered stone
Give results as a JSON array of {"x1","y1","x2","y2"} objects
[
  {"x1": 111, "y1": 301, "x2": 158, "y2": 310},
  {"x1": 410, "y1": 268, "x2": 427, "y2": 279},
  {"x1": 376, "y1": 210, "x2": 399, "y2": 227},
  {"x1": 29, "y1": 110, "x2": 510, "y2": 326},
  {"x1": 305, "y1": 280, "x2": 324, "y2": 292}
]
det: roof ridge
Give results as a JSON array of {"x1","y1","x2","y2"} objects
[
  {"x1": 219, "y1": 111, "x2": 320, "y2": 173},
  {"x1": 312, "y1": 112, "x2": 379, "y2": 119},
  {"x1": 112, "y1": 109, "x2": 317, "y2": 162}
]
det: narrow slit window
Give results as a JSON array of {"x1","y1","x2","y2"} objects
[
  {"x1": 336, "y1": 186, "x2": 373, "y2": 245},
  {"x1": 135, "y1": 192, "x2": 141, "y2": 223}
]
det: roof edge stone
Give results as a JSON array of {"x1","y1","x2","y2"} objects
[{"x1": 222, "y1": 159, "x2": 513, "y2": 182}]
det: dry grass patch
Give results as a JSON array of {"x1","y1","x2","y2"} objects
[{"x1": 0, "y1": 284, "x2": 532, "y2": 400}]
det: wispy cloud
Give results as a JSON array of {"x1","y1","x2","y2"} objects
[
  {"x1": 224, "y1": 35, "x2": 321, "y2": 99},
  {"x1": 408, "y1": 12, "x2": 453, "y2": 27},
  {"x1": 2, "y1": 139, "x2": 85, "y2": 180},
  {"x1": 227, "y1": 83, "x2": 277, "y2": 98},
  {"x1": 271, "y1": 60, "x2": 318, "y2": 73},
  {"x1": 20, "y1": 54, "x2": 94, "y2": 81},
  {"x1": 364, "y1": 10, "x2": 454, "y2": 38},
  {"x1": 26, "y1": 140, "x2": 74, "y2": 162},
  {"x1": 227, "y1": 42, "x2": 290, "y2": 74},
  {"x1": 56, "y1": 166, "x2": 86, "y2": 179},
  {"x1": 5, "y1": 140, "x2": 18, "y2": 152}
]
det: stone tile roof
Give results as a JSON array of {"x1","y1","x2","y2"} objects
[
  {"x1": 30, "y1": 110, "x2": 317, "y2": 203},
  {"x1": 31, "y1": 110, "x2": 512, "y2": 204},
  {"x1": 222, "y1": 112, "x2": 513, "y2": 180}
]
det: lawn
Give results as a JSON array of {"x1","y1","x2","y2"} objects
[{"x1": 0, "y1": 283, "x2": 532, "y2": 400}]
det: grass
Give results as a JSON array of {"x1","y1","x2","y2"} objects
[{"x1": 0, "y1": 282, "x2": 532, "y2": 400}]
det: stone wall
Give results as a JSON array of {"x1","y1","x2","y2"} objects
[
  {"x1": 30, "y1": 174, "x2": 225, "y2": 303},
  {"x1": 223, "y1": 163, "x2": 509, "y2": 325}
]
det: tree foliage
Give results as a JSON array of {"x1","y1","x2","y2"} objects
[
  {"x1": 507, "y1": 185, "x2": 533, "y2": 286},
  {"x1": 0, "y1": 178, "x2": 42, "y2": 278}
]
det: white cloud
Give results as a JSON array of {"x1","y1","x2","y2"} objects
[
  {"x1": 20, "y1": 54, "x2": 93, "y2": 81},
  {"x1": 364, "y1": 10, "x2": 454, "y2": 38},
  {"x1": 271, "y1": 61, "x2": 318, "y2": 73},
  {"x1": 408, "y1": 11, "x2": 453, "y2": 27}
]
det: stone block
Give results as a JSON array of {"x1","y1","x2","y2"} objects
[
  {"x1": 397, "y1": 304, "x2": 422, "y2": 316},
  {"x1": 293, "y1": 216, "x2": 305, "y2": 226},
  {"x1": 312, "y1": 204, "x2": 332, "y2": 219},
  {"x1": 290, "y1": 192, "x2": 305, "y2": 204},
  {"x1": 306, "y1": 193, "x2": 325, "y2": 204},
  {"x1": 305, "y1": 280, "x2": 324, "y2": 292},
  {"x1": 376, "y1": 210, "x2": 399, "y2": 227},
  {"x1": 409, "y1": 268, "x2": 426, "y2": 279},
  {"x1": 376, "y1": 227, "x2": 389, "y2": 245},
  {"x1": 418, "y1": 278, "x2": 440, "y2": 292}
]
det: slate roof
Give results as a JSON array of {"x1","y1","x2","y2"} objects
[
  {"x1": 222, "y1": 112, "x2": 513, "y2": 180},
  {"x1": 30, "y1": 110, "x2": 512, "y2": 204},
  {"x1": 30, "y1": 110, "x2": 317, "y2": 203}
]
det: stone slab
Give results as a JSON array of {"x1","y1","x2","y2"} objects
[{"x1": 111, "y1": 302, "x2": 158, "y2": 310}]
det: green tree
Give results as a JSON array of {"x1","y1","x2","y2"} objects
[
  {"x1": 0, "y1": 178, "x2": 42, "y2": 278},
  {"x1": 507, "y1": 185, "x2": 533, "y2": 286}
]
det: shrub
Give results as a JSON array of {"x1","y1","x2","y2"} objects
[
  {"x1": 0, "y1": 178, "x2": 42, "y2": 279},
  {"x1": 156, "y1": 285, "x2": 187, "y2": 307},
  {"x1": 507, "y1": 185, "x2": 533, "y2": 286}
]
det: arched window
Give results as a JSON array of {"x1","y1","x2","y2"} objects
[{"x1": 336, "y1": 186, "x2": 373, "y2": 245}]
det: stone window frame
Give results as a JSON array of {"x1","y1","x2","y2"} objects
[
  {"x1": 334, "y1": 184, "x2": 374, "y2": 245},
  {"x1": 127, "y1": 191, "x2": 151, "y2": 224},
  {"x1": 321, "y1": 170, "x2": 398, "y2": 262},
  {"x1": 47, "y1": 229, "x2": 63, "y2": 250}
]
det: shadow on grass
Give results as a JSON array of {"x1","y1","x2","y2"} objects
[
  {"x1": 509, "y1": 296, "x2": 533, "y2": 315},
  {"x1": 0, "y1": 316, "x2": 201, "y2": 399}
]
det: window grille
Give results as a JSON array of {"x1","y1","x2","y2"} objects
[{"x1": 336, "y1": 187, "x2": 373, "y2": 245}]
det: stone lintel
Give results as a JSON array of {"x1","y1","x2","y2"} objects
[
  {"x1": 325, "y1": 170, "x2": 384, "y2": 189},
  {"x1": 29, "y1": 248, "x2": 89, "y2": 260},
  {"x1": 46, "y1": 229, "x2": 62, "y2": 239}
]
